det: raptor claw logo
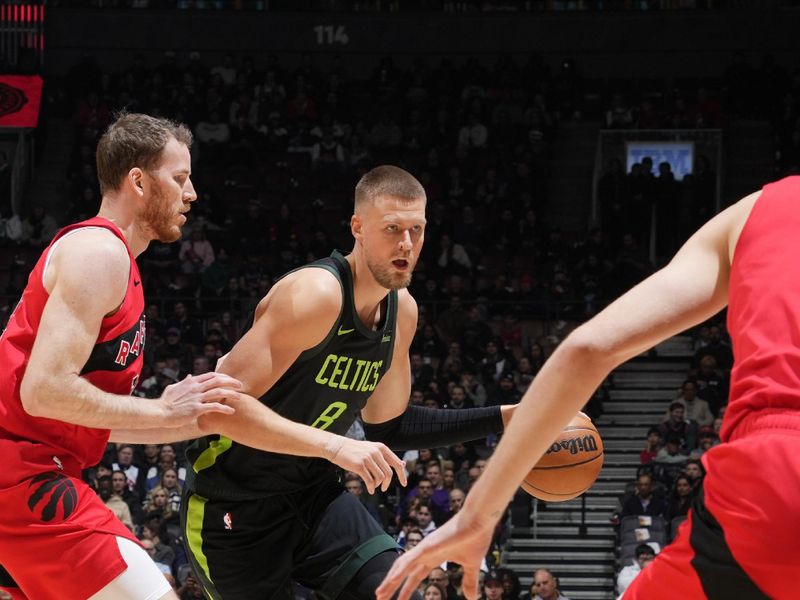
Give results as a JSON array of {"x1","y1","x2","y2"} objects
[
  {"x1": 0, "y1": 83, "x2": 28, "y2": 118},
  {"x1": 27, "y1": 472, "x2": 78, "y2": 522}
]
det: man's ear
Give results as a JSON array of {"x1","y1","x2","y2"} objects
[
  {"x1": 127, "y1": 167, "x2": 145, "y2": 198},
  {"x1": 351, "y1": 214, "x2": 363, "y2": 242}
]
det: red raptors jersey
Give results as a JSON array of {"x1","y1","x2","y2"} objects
[
  {"x1": 724, "y1": 176, "x2": 800, "y2": 441},
  {"x1": 0, "y1": 217, "x2": 145, "y2": 485}
]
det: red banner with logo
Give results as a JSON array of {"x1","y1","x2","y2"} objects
[{"x1": 0, "y1": 75, "x2": 43, "y2": 128}]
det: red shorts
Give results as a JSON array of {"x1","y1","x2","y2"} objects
[
  {"x1": 0, "y1": 470, "x2": 141, "y2": 600},
  {"x1": 624, "y1": 420, "x2": 800, "y2": 600}
]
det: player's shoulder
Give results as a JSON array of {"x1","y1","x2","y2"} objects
[
  {"x1": 48, "y1": 227, "x2": 129, "y2": 285},
  {"x1": 56, "y1": 226, "x2": 129, "y2": 264},
  {"x1": 396, "y1": 288, "x2": 418, "y2": 318},
  {"x1": 278, "y1": 266, "x2": 343, "y2": 309},
  {"x1": 395, "y1": 288, "x2": 418, "y2": 337},
  {"x1": 256, "y1": 265, "x2": 343, "y2": 325}
]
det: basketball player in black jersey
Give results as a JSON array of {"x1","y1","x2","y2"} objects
[{"x1": 181, "y1": 166, "x2": 514, "y2": 600}]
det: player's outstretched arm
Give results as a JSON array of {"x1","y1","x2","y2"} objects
[
  {"x1": 196, "y1": 269, "x2": 406, "y2": 493},
  {"x1": 20, "y1": 229, "x2": 239, "y2": 430},
  {"x1": 362, "y1": 290, "x2": 512, "y2": 449},
  {"x1": 377, "y1": 193, "x2": 758, "y2": 600}
]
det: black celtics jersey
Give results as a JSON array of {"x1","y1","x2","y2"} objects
[{"x1": 186, "y1": 251, "x2": 398, "y2": 500}]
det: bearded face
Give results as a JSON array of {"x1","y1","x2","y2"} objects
[{"x1": 138, "y1": 175, "x2": 185, "y2": 243}]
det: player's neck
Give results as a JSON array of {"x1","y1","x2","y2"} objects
[
  {"x1": 96, "y1": 199, "x2": 150, "y2": 257},
  {"x1": 345, "y1": 250, "x2": 390, "y2": 327}
]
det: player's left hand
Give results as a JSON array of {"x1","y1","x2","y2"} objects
[{"x1": 376, "y1": 510, "x2": 496, "y2": 600}]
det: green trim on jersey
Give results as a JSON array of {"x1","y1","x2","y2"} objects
[
  {"x1": 185, "y1": 494, "x2": 222, "y2": 600},
  {"x1": 192, "y1": 436, "x2": 233, "y2": 473}
]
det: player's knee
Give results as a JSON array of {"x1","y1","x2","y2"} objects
[{"x1": 340, "y1": 550, "x2": 421, "y2": 600}]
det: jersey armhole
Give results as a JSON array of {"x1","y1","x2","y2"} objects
[{"x1": 294, "y1": 263, "x2": 344, "y2": 364}]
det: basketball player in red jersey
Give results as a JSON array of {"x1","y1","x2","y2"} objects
[
  {"x1": 378, "y1": 178, "x2": 800, "y2": 600},
  {"x1": 0, "y1": 113, "x2": 409, "y2": 600},
  {"x1": 0, "y1": 113, "x2": 244, "y2": 600}
]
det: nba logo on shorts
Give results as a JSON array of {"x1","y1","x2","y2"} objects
[{"x1": 223, "y1": 512, "x2": 233, "y2": 530}]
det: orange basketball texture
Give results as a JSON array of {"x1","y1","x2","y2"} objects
[{"x1": 521, "y1": 413, "x2": 604, "y2": 502}]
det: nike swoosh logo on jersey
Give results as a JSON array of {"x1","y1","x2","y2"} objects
[
  {"x1": 134, "y1": 280, "x2": 141, "y2": 287},
  {"x1": 338, "y1": 326, "x2": 355, "y2": 336}
]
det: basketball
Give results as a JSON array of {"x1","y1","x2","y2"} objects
[{"x1": 521, "y1": 412, "x2": 604, "y2": 502}]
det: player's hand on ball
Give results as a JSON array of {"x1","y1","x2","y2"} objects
[
  {"x1": 377, "y1": 510, "x2": 495, "y2": 600},
  {"x1": 159, "y1": 372, "x2": 241, "y2": 427},
  {"x1": 330, "y1": 439, "x2": 407, "y2": 493}
]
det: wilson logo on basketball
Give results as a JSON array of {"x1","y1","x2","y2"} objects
[
  {"x1": 27, "y1": 472, "x2": 78, "y2": 522},
  {"x1": 545, "y1": 434, "x2": 600, "y2": 456}
]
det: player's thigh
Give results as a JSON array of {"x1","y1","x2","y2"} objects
[
  {"x1": 89, "y1": 537, "x2": 174, "y2": 600},
  {"x1": 182, "y1": 491, "x2": 299, "y2": 600}
]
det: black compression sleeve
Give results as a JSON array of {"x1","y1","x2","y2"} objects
[{"x1": 362, "y1": 405, "x2": 504, "y2": 451}]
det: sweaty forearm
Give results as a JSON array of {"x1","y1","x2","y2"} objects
[
  {"x1": 197, "y1": 393, "x2": 343, "y2": 460},
  {"x1": 362, "y1": 405, "x2": 503, "y2": 451},
  {"x1": 21, "y1": 373, "x2": 166, "y2": 429}
]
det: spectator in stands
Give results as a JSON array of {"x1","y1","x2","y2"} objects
[
  {"x1": 498, "y1": 567, "x2": 521, "y2": 600},
  {"x1": 159, "y1": 467, "x2": 183, "y2": 512},
  {"x1": 481, "y1": 570, "x2": 504, "y2": 600},
  {"x1": 427, "y1": 567, "x2": 458, "y2": 600},
  {"x1": 671, "y1": 379, "x2": 714, "y2": 426},
  {"x1": 425, "y1": 462, "x2": 451, "y2": 517},
  {"x1": 405, "y1": 528, "x2": 424, "y2": 551},
  {"x1": 195, "y1": 110, "x2": 230, "y2": 147},
  {"x1": 616, "y1": 544, "x2": 655, "y2": 597},
  {"x1": 640, "y1": 427, "x2": 663, "y2": 465},
  {"x1": 658, "y1": 402, "x2": 698, "y2": 453},
  {"x1": 112, "y1": 469, "x2": 144, "y2": 524},
  {"x1": 690, "y1": 427, "x2": 719, "y2": 458},
  {"x1": 97, "y1": 474, "x2": 133, "y2": 531},
  {"x1": 448, "y1": 488, "x2": 466, "y2": 517},
  {"x1": 692, "y1": 354, "x2": 729, "y2": 416},
  {"x1": 179, "y1": 227, "x2": 215, "y2": 274},
  {"x1": 112, "y1": 444, "x2": 141, "y2": 493},
  {"x1": 683, "y1": 458, "x2": 705, "y2": 492},
  {"x1": 311, "y1": 128, "x2": 346, "y2": 171},
  {"x1": 423, "y1": 582, "x2": 446, "y2": 600},
  {"x1": 192, "y1": 355, "x2": 211, "y2": 375},
  {"x1": 458, "y1": 113, "x2": 489, "y2": 149},
  {"x1": 531, "y1": 568, "x2": 569, "y2": 600},
  {"x1": 481, "y1": 340, "x2": 513, "y2": 390},
  {"x1": 410, "y1": 351, "x2": 436, "y2": 390},
  {"x1": 416, "y1": 503, "x2": 437, "y2": 536},
  {"x1": 654, "y1": 433, "x2": 689, "y2": 465},
  {"x1": 140, "y1": 538, "x2": 172, "y2": 578},
  {"x1": 436, "y1": 234, "x2": 473, "y2": 277},
  {"x1": 140, "y1": 519, "x2": 175, "y2": 571},
  {"x1": 177, "y1": 572, "x2": 206, "y2": 600},
  {"x1": 620, "y1": 473, "x2": 665, "y2": 518},
  {"x1": 490, "y1": 372, "x2": 522, "y2": 406},
  {"x1": 664, "y1": 475, "x2": 693, "y2": 523},
  {"x1": 461, "y1": 367, "x2": 487, "y2": 408},
  {"x1": 21, "y1": 205, "x2": 58, "y2": 247},
  {"x1": 693, "y1": 324, "x2": 733, "y2": 371},
  {"x1": 436, "y1": 296, "x2": 469, "y2": 347}
]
